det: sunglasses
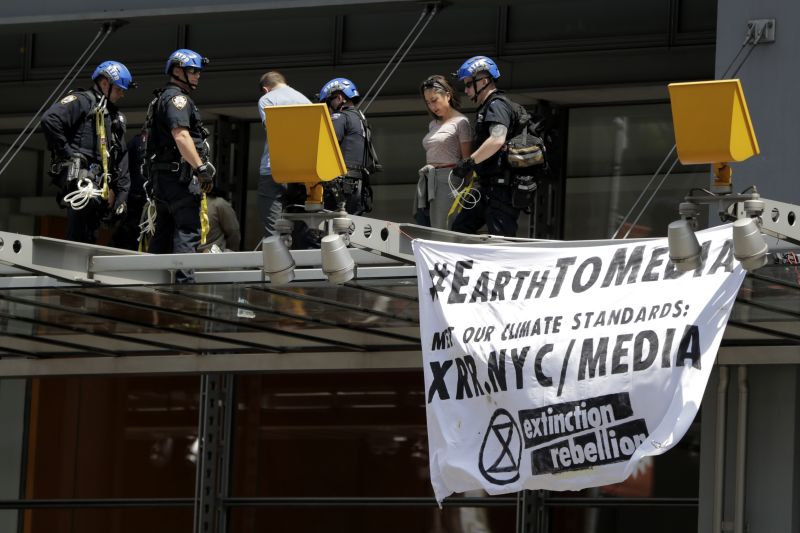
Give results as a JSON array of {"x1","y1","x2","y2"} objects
[{"x1": 464, "y1": 76, "x2": 488, "y2": 90}]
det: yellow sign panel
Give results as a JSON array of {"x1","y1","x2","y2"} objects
[
  {"x1": 668, "y1": 79, "x2": 759, "y2": 165},
  {"x1": 263, "y1": 103, "x2": 347, "y2": 184}
]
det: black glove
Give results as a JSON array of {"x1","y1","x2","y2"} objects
[
  {"x1": 452, "y1": 157, "x2": 475, "y2": 179},
  {"x1": 196, "y1": 162, "x2": 216, "y2": 193}
]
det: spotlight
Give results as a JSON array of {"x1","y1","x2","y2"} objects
[
  {"x1": 262, "y1": 236, "x2": 295, "y2": 285},
  {"x1": 321, "y1": 234, "x2": 354, "y2": 284},
  {"x1": 732, "y1": 217, "x2": 768, "y2": 271},
  {"x1": 667, "y1": 219, "x2": 702, "y2": 272}
]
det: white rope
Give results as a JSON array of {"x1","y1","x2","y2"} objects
[
  {"x1": 448, "y1": 170, "x2": 481, "y2": 210},
  {"x1": 138, "y1": 198, "x2": 158, "y2": 244},
  {"x1": 62, "y1": 177, "x2": 103, "y2": 210}
]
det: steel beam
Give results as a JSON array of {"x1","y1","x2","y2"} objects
[{"x1": 0, "y1": 350, "x2": 422, "y2": 377}]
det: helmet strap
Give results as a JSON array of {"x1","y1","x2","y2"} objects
[
  {"x1": 94, "y1": 78, "x2": 113, "y2": 102},
  {"x1": 472, "y1": 77, "x2": 493, "y2": 103},
  {"x1": 171, "y1": 67, "x2": 197, "y2": 90},
  {"x1": 330, "y1": 93, "x2": 345, "y2": 112}
]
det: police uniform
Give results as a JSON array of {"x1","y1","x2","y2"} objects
[
  {"x1": 147, "y1": 83, "x2": 208, "y2": 256},
  {"x1": 41, "y1": 89, "x2": 130, "y2": 243},
  {"x1": 327, "y1": 104, "x2": 370, "y2": 215},
  {"x1": 451, "y1": 91, "x2": 521, "y2": 237}
]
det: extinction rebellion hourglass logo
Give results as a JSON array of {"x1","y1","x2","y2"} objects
[{"x1": 479, "y1": 409, "x2": 522, "y2": 484}]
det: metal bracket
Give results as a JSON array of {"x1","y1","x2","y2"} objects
[
  {"x1": 194, "y1": 373, "x2": 234, "y2": 533},
  {"x1": 746, "y1": 19, "x2": 776, "y2": 44}
]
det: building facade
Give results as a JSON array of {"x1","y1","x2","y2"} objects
[{"x1": 0, "y1": 1, "x2": 798, "y2": 532}]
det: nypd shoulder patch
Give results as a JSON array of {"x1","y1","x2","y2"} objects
[
  {"x1": 172, "y1": 95, "x2": 188, "y2": 110},
  {"x1": 60, "y1": 95, "x2": 77, "y2": 105}
]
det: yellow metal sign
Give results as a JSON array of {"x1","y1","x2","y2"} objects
[{"x1": 668, "y1": 79, "x2": 759, "y2": 165}]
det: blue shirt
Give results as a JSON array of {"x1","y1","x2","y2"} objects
[{"x1": 258, "y1": 85, "x2": 311, "y2": 176}]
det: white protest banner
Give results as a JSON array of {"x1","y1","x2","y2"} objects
[{"x1": 412, "y1": 224, "x2": 745, "y2": 502}]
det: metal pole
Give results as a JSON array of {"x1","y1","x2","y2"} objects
[
  {"x1": 733, "y1": 366, "x2": 748, "y2": 533},
  {"x1": 712, "y1": 365, "x2": 729, "y2": 533}
]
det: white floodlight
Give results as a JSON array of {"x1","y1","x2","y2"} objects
[
  {"x1": 667, "y1": 219, "x2": 703, "y2": 272},
  {"x1": 262, "y1": 236, "x2": 295, "y2": 285},
  {"x1": 321, "y1": 234, "x2": 355, "y2": 284},
  {"x1": 732, "y1": 217, "x2": 768, "y2": 271}
]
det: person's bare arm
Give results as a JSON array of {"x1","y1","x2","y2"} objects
[
  {"x1": 470, "y1": 124, "x2": 507, "y2": 164},
  {"x1": 171, "y1": 127, "x2": 203, "y2": 168}
]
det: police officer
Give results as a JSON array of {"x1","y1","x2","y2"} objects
[
  {"x1": 318, "y1": 77, "x2": 373, "y2": 215},
  {"x1": 147, "y1": 49, "x2": 215, "y2": 275},
  {"x1": 41, "y1": 60, "x2": 132, "y2": 244},
  {"x1": 450, "y1": 56, "x2": 520, "y2": 237}
]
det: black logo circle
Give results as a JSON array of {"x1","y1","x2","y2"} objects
[{"x1": 479, "y1": 408, "x2": 522, "y2": 485}]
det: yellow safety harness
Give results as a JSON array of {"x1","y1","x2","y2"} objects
[
  {"x1": 94, "y1": 103, "x2": 110, "y2": 201},
  {"x1": 200, "y1": 192, "x2": 209, "y2": 245}
]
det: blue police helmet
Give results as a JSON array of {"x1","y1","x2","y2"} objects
[
  {"x1": 165, "y1": 49, "x2": 209, "y2": 74},
  {"x1": 456, "y1": 56, "x2": 501, "y2": 81},
  {"x1": 318, "y1": 78, "x2": 360, "y2": 102},
  {"x1": 92, "y1": 61, "x2": 134, "y2": 90}
]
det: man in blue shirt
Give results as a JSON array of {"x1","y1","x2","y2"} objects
[{"x1": 257, "y1": 71, "x2": 311, "y2": 238}]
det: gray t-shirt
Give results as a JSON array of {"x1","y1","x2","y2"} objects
[{"x1": 258, "y1": 85, "x2": 311, "y2": 176}]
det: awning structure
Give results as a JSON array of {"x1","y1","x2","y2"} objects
[{"x1": 0, "y1": 223, "x2": 799, "y2": 377}]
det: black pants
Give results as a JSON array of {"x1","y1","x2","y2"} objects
[
  {"x1": 148, "y1": 172, "x2": 200, "y2": 282},
  {"x1": 451, "y1": 182, "x2": 520, "y2": 237},
  {"x1": 109, "y1": 196, "x2": 145, "y2": 251},
  {"x1": 66, "y1": 201, "x2": 105, "y2": 244}
]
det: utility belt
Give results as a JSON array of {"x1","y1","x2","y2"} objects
[
  {"x1": 52, "y1": 156, "x2": 103, "y2": 187},
  {"x1": 344, "y1": 167, "x2": 365, "y2": 179},
  {"x1": 149, "y1": 159, "x2": 193, "y2": 183},
  {"x1": 484, "y1": 171, "x2": 538, "y2": 211}
]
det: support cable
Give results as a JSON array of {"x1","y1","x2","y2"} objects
[
  {"x1": 611, "y1": 23, "x2": 768, "y2": 239},
  {"x1": 0, "y1": 21, "x2": 121, "y2": 178},
  {"x1": 357, "y1": 3, "x2": 439, "y2": 114}
]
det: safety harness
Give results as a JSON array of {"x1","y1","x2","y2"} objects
[{"x1": 62, "y1": 95, "x2": 112, "y2": 210}]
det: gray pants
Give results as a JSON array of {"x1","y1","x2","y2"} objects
[
  {"x1": 414, "y1": 166, "x2": 458, "y2": 230},
  {"x1": 258, "y1": 174, "x2": 285, "y2": 238}
]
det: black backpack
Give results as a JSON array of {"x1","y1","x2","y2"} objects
[
  {"x1": 140, "y1": 89, "x2": 162, "y2": 179},
  {"x1": 488, "y1": 93, "x2": 550, "y2": 177},
  {"x1": 342, "y1": 108, "x2": 382, "y2": 174}
]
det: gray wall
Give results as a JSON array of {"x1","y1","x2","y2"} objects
[
  {"x1": 715, "y1": 1, "x2": 800, "y2": 201},
  {"x1": 701, "y1": 3, "x2": 800, "y2": 532}
]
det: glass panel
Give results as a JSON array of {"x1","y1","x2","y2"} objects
[
  {"x1": 678, "y1": 0, "x2": 717, "y2": 34},
  {"x1": 229, "y1": 505, "x2": 515, "y2": 533},
  {"x1": 190, "y1": 15, "x2": 333, "y2": 58},
  {"x1": 0, "y1": 34, "x2": 24, "y2": 70},
  {"x1": 564, "y1": 172, "x2": 709, "y2": 240},
  {"x1": 343, "y1": 8, "x2": 496, "y2": 53},
  {"x1": 547, "y1": 505, "x2": 696, "y2": 532},
  {"x1": 364, "y1": 114, "x2": 429, "y2": 187},
  {"x1": 0, "y1": 282, "x2": 422, "y2": 357},
  {"x1": 32, "y1": 24, "x2": 107, "y2": 69},
  {"x1": 565, "y1": 104, "x2": 709, "y2": 240},
  {"x1": 25, "y1": 508, "x2": 192, "y2": 533},
  {"x1": 508, "y1": 1, "x2": 669, "y2": 43},
  {"x1": 727, "y1": 268, "x2": 800, "y2": 341},
  {"x1": 26, "y1": 376, "x2": 198, "y2": 501},
  {"x1": 232, "y1": 372, "x2": 431, "y2": 498}
]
